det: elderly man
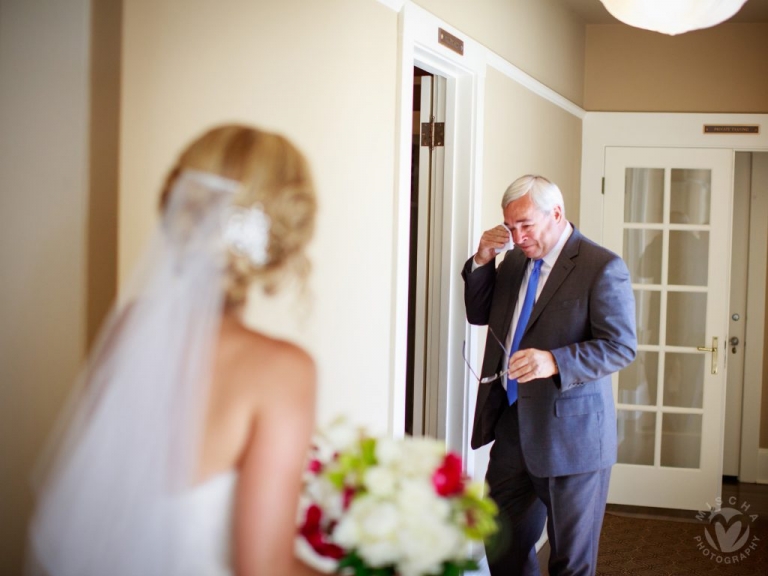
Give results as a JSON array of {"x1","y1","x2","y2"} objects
[{"x1": 462, "y1": 175, "x2": 636, "y2": 576}]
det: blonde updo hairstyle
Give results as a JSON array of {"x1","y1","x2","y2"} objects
[{"x1": 159, "y1": 124, "x2": 317, "y2": 307}]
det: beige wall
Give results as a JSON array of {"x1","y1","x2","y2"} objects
[
  {"x1": 416, "y1": 0, "x2": 586, "y2": 106},
  {"x1": 120, "y1": 0, "x2": 400, "y2": 431},
  {"x1": 585, "y1": 23, "x2": 768, "y2": 113},
  {"x1": 0, "y1": 0, "x2": 92, "y2": 572},
  {"x1": 483, "y1": 67, "x2": 582, "y2": 225}
]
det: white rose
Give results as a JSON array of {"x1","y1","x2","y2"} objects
[
  {"x1": 398, "y1": 518, "x2": 464, "y2": 575},
  {"x1": 358, "y1": 499, "x2": 400, "y2": 541},
  {"x1": 396, "y1": 479, "x2": 450, "y2": 520},
  {"x1": 397, "y1": 438, "x2": 444, "y2": 477},
  {"x1": 358, "y1": 539, "x2": 401, "y2": 568},
  {"x1": 335, "y1": 497, "x2": 402, "y2": 567},
  {"x1": 375, "y1": 437, "x2": 402, "y2": 466},
  {"x1": 322, "y1": 417, "x2": 361, "y2": 453},
  {"x1": 334, "y1": 497, "x2": 399, "y2": 545},
  {"x1": 363, "y1": 466, "x2": 397, "y2": 497}
]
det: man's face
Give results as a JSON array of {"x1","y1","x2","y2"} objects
[{"x1": 503, "y1": 193, "x2": 564, "y2": 260}]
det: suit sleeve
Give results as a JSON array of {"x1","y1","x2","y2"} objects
[
  {"x1": 551, "y1": 255, "x2": 637, "y2": 392},
  {"x1": 461, "y1": 256, "x2": 497, "y2": 326}
]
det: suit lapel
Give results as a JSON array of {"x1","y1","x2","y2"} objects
[{"x1": 526, "y1": 227, "x2": 581, "y2": 329}]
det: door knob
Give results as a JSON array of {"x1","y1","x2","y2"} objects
[{"x1": 697, "y1": 337, "x2": 718, "y2": 375}]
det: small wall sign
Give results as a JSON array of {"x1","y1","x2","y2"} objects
[
  {"x1": 438, "y1": 28, "x2": 464, "y2": 56},
  {"x1": 703, "y1": 125, "x2": 760, "y2": 134}
]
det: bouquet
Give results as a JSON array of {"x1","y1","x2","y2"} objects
[{"x1": 296, "y1": 419, "x2": 498, "y2": 576}]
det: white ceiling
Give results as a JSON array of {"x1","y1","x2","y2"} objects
[{"x1": 561, "y1": 0, "x2": 768, "y2": 25}]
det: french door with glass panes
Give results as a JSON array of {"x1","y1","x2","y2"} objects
[{"x1": 603, "y1": 147, "x2": 732, "y2": 511}]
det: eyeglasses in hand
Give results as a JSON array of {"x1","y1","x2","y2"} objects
[{"x1": 462, "y1": 327, "x2": 509, "y2": 384}]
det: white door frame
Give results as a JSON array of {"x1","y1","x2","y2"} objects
[
  {"x1": 390, "y1": 2, "x2": 487, "y2": 468},
  {"x1": 581, "y1": 112, "x2": 768, "y2": 484}
]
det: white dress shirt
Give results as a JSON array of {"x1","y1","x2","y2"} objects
[{"x1": 494, "y1": 223, "x2": 573, "y2": 390}]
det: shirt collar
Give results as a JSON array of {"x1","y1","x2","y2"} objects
[{"x1": 540, "y1": 222, "x2": 573, "y2": 268}]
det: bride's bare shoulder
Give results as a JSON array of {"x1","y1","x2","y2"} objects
[{"x1": 219, "y1": 320, "x2": 316, "y2": 394}]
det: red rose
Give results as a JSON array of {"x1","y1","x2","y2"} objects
[
  {"x1": 299, "y1": 505, "x2": 344, "y2": 559},
  {"x1": 432, "y1": 453, "x2": 465, "y2": 496},
  {"x1": 342, "y1": 486, "x2": 356, "y2": 510}
]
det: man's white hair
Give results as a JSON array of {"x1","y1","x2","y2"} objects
[{"x1": 501, "y1": 174, "x2": 565, "y2": 217}]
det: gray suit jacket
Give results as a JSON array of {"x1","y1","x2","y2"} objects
[{"x1": 462, "y1": 226, "x2": 636, "y2": 477}]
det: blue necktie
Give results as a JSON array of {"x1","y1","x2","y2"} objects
[{"x1": 507, "y1": 259, "x2": 543, "y2": 405}]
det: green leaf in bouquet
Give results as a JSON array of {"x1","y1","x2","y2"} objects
[
  {"x1": 464, "y1": 511, "x2": 498, "y2": 540},
  {"x1": 337, "y1": 552, "x2": 396, "y2": 576},
  {"x1": 453, "y1": 489, "x2": 498, "y2": 541},
  {"x1": 337, "y1": 551, "x2": 366, "y2": 575},
  {"x1": 440, "y1": 558, "x2": 479, "y2": 576},
  {"x1": 442, "y1": 565, "x2": 460, "y2": 576},
  {"x1": 327, "y1": 469, "x2": 347, "y2": 490},
  {"x1": 477, "y1": 495, "x2": 498, "y2": 516},
  {"x1": 338, "y1": 452, "x2": 358, "y2": 472},
  {"x1": 359, "y1": 437, "x2": 377, "y2": 467},
  {"x1": 455, "y1": 558, "x2": 480, "y2": 570}
]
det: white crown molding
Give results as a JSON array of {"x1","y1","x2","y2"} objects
[
  {"x1": 375, "y1": 0, "x2": 407, "y2": 12},
  {"x1": 486, "y1": 52, "x2": 585, "y2": 120}
]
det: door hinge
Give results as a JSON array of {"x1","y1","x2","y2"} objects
[
  {"x1": 421, "y1": 116, "x2": 445, "y2": 150},
  {"x1": 601, "y1": 177, "x2": 605, "y2": 195}
]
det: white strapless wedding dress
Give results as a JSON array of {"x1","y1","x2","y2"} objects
[{"x1": 174, "y1": 471, "x2": 238, "y2": 575}]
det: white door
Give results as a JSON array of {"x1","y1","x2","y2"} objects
[
  {"x1": 603, "y1": 146, "x2": 733, "y2": 511},
  {"x1": 411, "y1": 74, "x2": 448, "y2": 440}
]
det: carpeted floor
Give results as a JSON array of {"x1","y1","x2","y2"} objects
[
  {"x1": 595, "y1": 511, "x2": 768, "y2": 575},
  {"x1": 534, "y1": 480, "x2": 768, "y2": 575}
]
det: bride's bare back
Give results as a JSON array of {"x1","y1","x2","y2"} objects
[{"x1": 199, "y1": 313, "x2": 317, "y2": 576}]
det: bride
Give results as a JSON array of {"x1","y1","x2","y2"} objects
[{"x1": 28, "y1": 125, "x2": 323, "y2": 576}]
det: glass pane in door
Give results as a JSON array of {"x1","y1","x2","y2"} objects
[
  {"x1": 668, "y1": 231, "x2": 709, "y2": 286},
  {"x1": 625, "y1": 168, "x2": 664, "y2": 223},
  {"x1": 618, "y1": 351, "x2": 658, "y2": 405},
  {"x1": 666, "y1": 292, "x2": 707, "y2": 347},
  {"x1": 617, "y1": 411, "x2": 655, "y2": 465},
  {"x1": 663, "y1": 353, "x2": 704, "y2": 408},
  {"x1": 634, "y1": 290, "x2": 660, "y2": 345},
  {"x1": 671, "y1": 169, "x2": 711, "y2": 225},
  {"x1": 661, "y1": 413, "x2": 702, "y2": 468},
  {"x1": 624, "y1": 229, "x2": 662, "y2": 284}
]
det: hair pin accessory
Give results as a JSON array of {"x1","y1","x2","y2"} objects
[{"x1": 224, "y1": 205, "x2": 271, "y2": 266}]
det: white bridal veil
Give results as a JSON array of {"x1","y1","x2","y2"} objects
[{"x1": 28, "y1": 170, "x2": 253, "y2": 576}]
